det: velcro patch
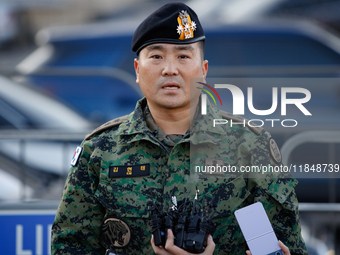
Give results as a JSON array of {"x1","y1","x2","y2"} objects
[
  {"x1": 102, "y1": 217, "x2": 131, "y2": 248},
  {"x1": 109, "y1": 164, "x2": 150, "y2": 178},
  {"x1": 203, "y1": 158, "x2": 226, "y2": 177},
  {"x1": 70, "y1": 146, "x2": 82, "y2": 166},
  {"x1": 269, "y1": 138, "x2": 282, "y2": 164}
]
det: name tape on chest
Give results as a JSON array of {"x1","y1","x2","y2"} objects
[{"x1": 109, "y1": 164, "x2": 150, "y2": 178}]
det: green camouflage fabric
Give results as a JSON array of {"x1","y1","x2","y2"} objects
[
  {"x1": 52, "y1": 97, "x2": 307, "y2": 255},
  {"x1": 144, "y1": 104, "x2": 184, "y2": 149}
]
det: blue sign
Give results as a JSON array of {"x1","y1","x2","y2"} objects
[{"x1": 0, "y1": 210, "x2": 56, "y2": 255}]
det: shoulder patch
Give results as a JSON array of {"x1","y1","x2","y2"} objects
[
  {"x1": 269, "y1": 138, "x2": 282, "y2": 164},
  {"x1": 85, "y1": 115, "x2": 128, "y2": 140},
  {"x1": 70, "y1": 146, "x2": 82, "y2": 166},
  {"x1": 101, "y1": 217, "x2": 131, "y2": 249},
  {"x1": 220, "y1": 110, "x2": 263, "y2": 135}
]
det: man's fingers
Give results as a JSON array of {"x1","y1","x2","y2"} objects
[
  {"x1": 279, "y1": 240, "x2": 291, "y2": 255},
  {"x1": 150, "y1": 235, "x2": 160, "y2": 253},
  {"x1": 245, "y1": 250, "x2": 252, "y2": 255},
  {"x1": 202, "y1": 235, "x2": 215, "y2": 254},
  {"x1": 165, "y1": 229, "x2": 175, "y2": 247},
  {"x1": 151, "y1": 234, "x2": 171, "y2": 255},
  {"x1": 162, "y1": 229, "x2": 215, "y2": 255},
  {"x1": 164, "y1": 229, "x2": 187, "y2": 254}
]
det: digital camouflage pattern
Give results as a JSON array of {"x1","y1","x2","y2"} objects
[{"x1": 51, "y1": 97, "x2": 307, "y2": 255}]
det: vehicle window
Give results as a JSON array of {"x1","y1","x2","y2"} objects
[
  {"x1": 205, "y1": 32, "x2": 340, "y2": 66},
  {"x1": 46, "y1": 36, "x2": 132, "y2": 67},
  {"x1": 0, "y1": 115, "x2": 15, "y2": 129},
  {"x1": 0, "y1": 97, "x2": 34, "y2": 129},
  {"x1": 29, "y1": 75, "x2": 141, "y2": 122}
]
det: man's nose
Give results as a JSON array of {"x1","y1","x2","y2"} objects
[{"x1": 162, "y1": 59, "x2": 179, "y2": 76}]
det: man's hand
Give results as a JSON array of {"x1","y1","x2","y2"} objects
[
  {"x1": 246, "y1": 240, "x2": 290, "y2": 255},
  {"x1": 151, "y1": 229, "x2": 215, "y2": 255}
]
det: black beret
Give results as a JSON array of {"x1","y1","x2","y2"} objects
[{"x1": 132, "y1": 2, "x2": 205, "y2": 55}]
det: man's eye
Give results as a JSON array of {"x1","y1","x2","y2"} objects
[
  {"x1": 151, "y1": 55, "x2": 161, "y2": 59},
  {"x1": 179, "y1": 55, "x2": 189, "y2": 59}
]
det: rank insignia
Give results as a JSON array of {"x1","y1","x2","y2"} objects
[
  {"x1": 177, "y1": 10, "x2": 196, "y2": 40},
  {"x1": 109, "y1": 164, "x2": 150, "y2": 178},
  {"x1": 102, "y1": 217, "x2": 131, "y2": 248},
  {"x1": 269, "y1": 138, "x2": 282, "y2": 164},
  {"x1": 200, "y1": 158, "x2": 226, "y2": 177}
]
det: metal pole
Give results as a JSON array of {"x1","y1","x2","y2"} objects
[{"x1": 19, "y1": 139, "x2": 26, "y2": 201}]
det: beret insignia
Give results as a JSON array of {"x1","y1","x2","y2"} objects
[{"x1": 177, "y1": 10, "x2": 196, "y2": 40}]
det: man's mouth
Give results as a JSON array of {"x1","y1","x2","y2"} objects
[
  {"x1": 163, "y1": 86, "x2": 179, "y2": 89},
  {"x1": 162, "y1": 83, "x2": 180, "y2": 90}
]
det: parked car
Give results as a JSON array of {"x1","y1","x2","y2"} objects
[
  {"x1": 0, "y1": 168, "x2": 33, "y2": 201},
  {"x1": 0, "y1": 75, "x2": 94, "y2": 200},
  {"x1": 0, "y1": 2, "x2": 19, "y2": 48},
  {"x1": 17, "y1": 23, "x2": 143, "y2": 123},
  {"x1": 0, "y1": 75, "x2": 92, "y2": 130}
]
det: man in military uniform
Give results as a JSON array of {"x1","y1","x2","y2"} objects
[{"x1": 52, "y1": 2, "x2": 308, "y2": 255}]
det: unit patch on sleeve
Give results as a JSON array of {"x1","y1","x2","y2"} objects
[
  {"x1": 109, "y1": 164, "x2": 150, "y2": 178},
  {"x1": 102, "y1": 217, "x2": 131, "y2": 249},
  {"x1": 70, "y1": 146, "x2": 83, "y2": 166},
  {"x1": 269, "y1": 138, "x2": 282, "y2": 164}
]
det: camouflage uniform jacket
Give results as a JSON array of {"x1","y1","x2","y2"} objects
[{"x1": 52, "y1": 97, "x2": 307, "y2": 255}]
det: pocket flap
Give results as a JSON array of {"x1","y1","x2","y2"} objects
[
  {"x1": 95, "y1": 180, "x2": 150, "y2": 218},
  {"x1": 265, "y1": 177, "x2": 298, "y2": 212},
  {"x1": 214, "y1": 176, "x2": 251, "y2": 218}
]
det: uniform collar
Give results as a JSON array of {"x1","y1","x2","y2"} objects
[
  {"x1": 116, "y1": 98, "x2": 158, "y2": 145},
  {"x1": 117, "y1": 98, "x2": 149, "y2": 135},
  {"x1": 116, "y1": 96, "x2": 226, "y2": 145},
  {"x1": 189, "y1": 97, "x2": 226, "y2": 145}
]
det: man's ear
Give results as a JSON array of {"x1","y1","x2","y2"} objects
[
  {"x1": 202, "y1": 60, "x2": 208, "y2": 80},
  {"x1": 134, "y1": 58, "x2": 140, "y2": 84}
]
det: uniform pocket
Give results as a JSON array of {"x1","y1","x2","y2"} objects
[
  {"x1": 95, "y1": 178, "x2": 156, "y2": 254},
  {"x1": 210, "y1": 175, "x2": 251, "y2": 218},
  {"x1": 209, "y1": 176, "x2": 251, "y2": 254},
  {"x1": 265, "y1": 178, "x2": 299, "y2": 213},
  {"x1": 95, "y1": 178, "x2": 152, "y2": 218}
]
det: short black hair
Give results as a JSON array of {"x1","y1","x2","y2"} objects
[
  {"x1": 198, "y1": 40, "x2": 205, "y2": 61},
  {"x1": 137, "y1": 40, "x2": 205, "y2": 62}
]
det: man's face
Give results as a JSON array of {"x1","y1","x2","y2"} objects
[{"x1": 134, "y1": 42, "x2": 208, "y2": 110}]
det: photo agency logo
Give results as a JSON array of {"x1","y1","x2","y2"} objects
[
  {"x1": 197, "y1": 82, "x2": 223, "y2": 112},
  {"x1": 199, "y1": 83, "x2": 312, "y2": 128}
]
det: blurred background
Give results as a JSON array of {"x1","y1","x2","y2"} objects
[{"x1": 0, "y1": 0, "x2": 340, "y2": 254}]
